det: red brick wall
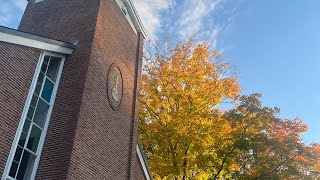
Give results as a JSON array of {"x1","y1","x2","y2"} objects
[
  {"x1": 0, "y1": 42, "x2": 40, "y2": 176},
  {"x1": 19, "y1": 0, "x2": 100, "y2": 179},
  {"x1": 19, "y1": 0, "x2": 100, "y2": 44},
  {"x1": 16, "y1": 0, "x2": 147, "y2": 179},
  {"x1": 65, "y1": 0, "x2": 145, "y2": 179}
]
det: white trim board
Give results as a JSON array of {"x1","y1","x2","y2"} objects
[
  {"x1": 136, "y1": 144, "x2": 152, "y2": 180},
  {"x1": 115, "y1": 0, "x2": 137, "y2": 35},
  {"x1": 121, "y1": 0, "x2": 148, "y2": 38},
  {"x1": 0, "y1": 32, "x2": 74, "y2": 55}
]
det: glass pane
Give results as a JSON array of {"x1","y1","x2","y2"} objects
[
  {"x1": 46, "y1": 57, "x2": 61, "y2": 82},
  {"x1": 14, "y1": 146, "x2": 23, "y2": 162},
  {"x1": 26, "y1": 125, "x2": 42, "y2": 153},
  {"x1": 18, "y1": 132, "x2": 28, "y2": 147},
  {"x1": 43, "y1": 55, "x2": 50, "y2": 64},
  {"x1": 33, "y1": 98, "x2": 49, "y2": 128},
  {"x1": 26, "y1": 107, "x2": 35, "y2": 120},
  {"x1": 30, "y1": 94, "x2": 38, "y2": 108},
  {"x1": 40, "y1": 62, "x2": 48, "y2": 73},
  {"x1": 34, "y1": 83, "x2": 41, "y2": 95},
  {"x1": 8, "y1": 161, "x2": 18, "y2": 178},
  {"x1": 41, "y1": 79, "x2": 54, "y2": 103},
  {"x1": 22, "y1": 119, "x2": 31, "y2": 133},
  {"x1": 16, "y1": 151, "x2": 36, "y2": 180},
  {"x1": 37, "y1": 72, "x2": 44, "y2": 84}
]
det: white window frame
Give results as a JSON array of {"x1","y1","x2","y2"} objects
[{"x1": 2, "y1": 51, "x2": 66, "y2": 180}]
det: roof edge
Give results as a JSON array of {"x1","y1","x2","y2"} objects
[
  {"x1": 125, "y1": 0, "x2": 148, "y2": 38},
  {"x1": 0, "y1": 26, "x2": 76, "y2": 54}
]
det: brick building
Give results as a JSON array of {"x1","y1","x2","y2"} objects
[{"x1": 0, "y1": 0, "x2": 151, "y2": 179}]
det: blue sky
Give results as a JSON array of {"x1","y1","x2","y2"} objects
[{"x1": 1, "y1": 0, "x2": 319, "y2": 143}]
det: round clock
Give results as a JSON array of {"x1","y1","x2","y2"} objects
[{"x1": 107, "y1": 64, "x2": 123, "y2": 110}]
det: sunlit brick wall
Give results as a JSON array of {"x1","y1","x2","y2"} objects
[
  {"x1": 0, "y1": 42, "x2": 40, "y2": 176},
  {"x1": 18, "y1": 0, "x2": 146, "y2": 179}
]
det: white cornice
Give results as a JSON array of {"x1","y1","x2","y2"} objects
[
  {"x1": 123, "y1": 0, "x2": 148, "y2": 38},
  {"x1": 0, "y1": 26, "x2": 76, "y2": 55}
]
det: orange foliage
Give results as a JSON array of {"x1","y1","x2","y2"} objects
[{"x1": 138, "y1": 39, "x2": 320, "y2": 180}]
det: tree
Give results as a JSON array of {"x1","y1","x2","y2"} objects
[
  {"x1": 138, "y1": 38, "x2": 320, "y2": 179},
  {"x1": 221, "y1": 94, "x2": 320, "y2": 179},
  {"x1": 138, "y1": 38, "x2": 240, "y2": 179}
]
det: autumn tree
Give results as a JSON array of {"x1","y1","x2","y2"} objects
[
  {"x1": 138, "y1": 38, "x2": 320, "y2": 179},
  {"x1": 138, "y1": 38, "x2": 241, "y2": 179},
  {"x1": 220, "y1": 94, "x2": 320, "y2": 179}
]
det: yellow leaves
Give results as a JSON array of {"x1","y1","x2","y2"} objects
[
  {"x1": 229, "y1": 161, "x2": 240, "y2": 172},
  {"x1": 221, "y1": 78, "x2": 241, "y2": 98},
  {"x1": 139, "y1": 38, "x2": 241, "y2": 179},
  {"x1": 139, "y1": 38, "x2": 320, "y2": 180}
]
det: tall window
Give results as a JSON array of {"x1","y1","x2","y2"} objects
[{"x1": 4, "y1": 53, "x2": 65, "y2": 180}]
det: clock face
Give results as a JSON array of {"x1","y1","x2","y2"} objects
[{"x1": 107, "y1": 64, "x2": 123, "y2": 110}]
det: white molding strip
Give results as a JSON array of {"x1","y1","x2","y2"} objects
[
  {"x1": 0, "y1": 32, "x2": 74, "y2": 54},
  {"x1": 136, "y1": 144, "x2": 152, "y2": 180},
  {"x1": 115, "y1": 0, "x2": 137, "y2": 35},
  {"x1": 123, "y1": 0, "x2": 148, "y2": 38}
]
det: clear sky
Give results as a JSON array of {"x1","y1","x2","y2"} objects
[{"x1": 1, "y1": 0, "x2": 319, "y2": 143}]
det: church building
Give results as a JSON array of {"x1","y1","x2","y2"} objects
[{"x1": 0, "y1": 0, "x2": 151, "y2": 179}]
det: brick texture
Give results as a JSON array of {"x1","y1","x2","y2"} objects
[
  {"x1": 0, "y1": 42, "x2": 40, "y2": 176},
  {"x1": 19, "y1": 0, "x2": 100, "y2": 179},
  {"x1": 0, "y1": 0, "x2": 149, "y2": 179}
]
